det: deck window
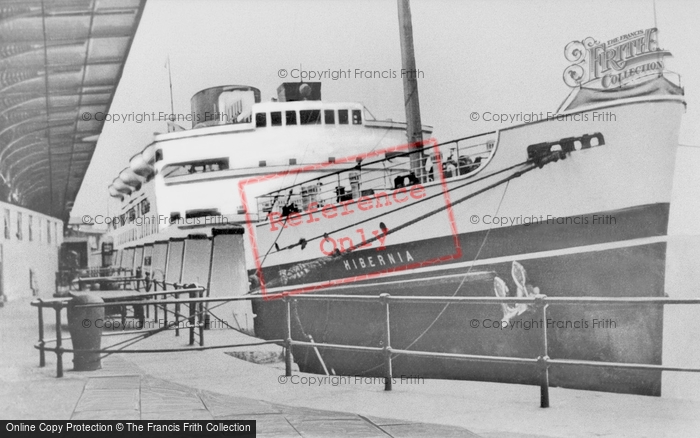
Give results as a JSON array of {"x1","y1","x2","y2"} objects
[
  {"x1": 300, "y1": 109, "x2": 321, "y2": 125},
  {"x1": 352, "y1": 109, "x2": 362, "y2": 125},
  {"x1": 141, "y1": 199, "x2": 151, "y2": 215},
  {"x1": 162, "y1": 158, "x2": 229, "y2": 178},
  {"x1": 16, "y1": 212, "x2": 22, "y2": 241},
  {"x1": 338, "y1": 109, "x2": 349, "y2": 125},
  {"x1": 271, "y1": 111, "x2": 282, "y2": 126},
  {"x1": 324, "y1": 110, "x2": 335, "y2": 124},
  {"x1": 285, "y1": 111, "x2": 297, "y2": 125},
  {"x1": 255, "y1": 113, "x2": 267, "y2": 127},
  {"x1": 3, "y1": 209, "x2": 9, "y2": 239}
]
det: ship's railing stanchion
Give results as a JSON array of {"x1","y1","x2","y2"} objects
[
  {"x1": 535, "y1": 294, "x2": 550, "y2": 408},
  {"x1": 37, "y1": 298, "x2": 45, "y2": 367},
  {"x1": 284, "y1": 292, "x2": 293, "y2": 377},
  {"x1": 380, "y1": 293, "x2": 393, "y2": 391}
]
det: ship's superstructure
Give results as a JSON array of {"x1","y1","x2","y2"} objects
[{"x1": 107, "y1": 82, "x2": 432, "y2": 252}]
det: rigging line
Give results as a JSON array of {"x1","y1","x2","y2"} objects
[
  {"x1": 259, "y1": 196, "x2": 294, "y2": 267},
  {"x1": 262, "y1": 123, "x2": 394, "y2": 260},
  {"x1": 97, "y1": 314, "x2": 177, "y2": 360},
  {"x1": 200, "y1": 300, "x2": 252, "y2": 335},
  {"x1": 400, "y1": 179, "x2": 511, "y2": 352},
  {"x1": 266, "y1": 160, "x2": 530, "y2": 259},
  {"x1": 357, "y1": 179, "x2": 511, "y2": 376},
  {"x1": 261, "y1": 141, "x2": 315, "y2": 265}
]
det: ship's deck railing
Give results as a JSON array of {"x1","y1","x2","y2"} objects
[
  {"x1": 31, "y1": 288, "x2": 700, "y2": 408},
  {"x1": 255, "y1": 132, "x2": 497, "y2": 216}
]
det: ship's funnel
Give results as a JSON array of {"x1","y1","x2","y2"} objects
[{"x1": 190, "y1": 85, "x2": 261, "y2": 129}]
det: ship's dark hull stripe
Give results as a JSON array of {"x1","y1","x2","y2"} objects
[{"x1": 258, "y1": 203, "x2": 669, "y2": 288}]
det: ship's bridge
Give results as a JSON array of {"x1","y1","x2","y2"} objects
[{"x1": 0, "y1": 0, "x2": 145, "y2": 220}]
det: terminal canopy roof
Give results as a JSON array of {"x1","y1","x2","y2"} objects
[{"x1": 0, "y1": 0, "x2": 145, "y2": 219}]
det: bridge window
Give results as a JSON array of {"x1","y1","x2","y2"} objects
[
  {"x1": 271, "y1": 111, "x2": 282, "y2": 126},
  {"x1": 352, "y1": 109, "x2": 362, "y2": 125},
  {"x1": 162, "y1": 158, "x2": 230, "y2": 178},
  {"x1": 155, "y1": 149, "x2": 163, "y2": 162},
  {"x1": 324, "y1": 110, "x2": 335, "y2": 124},
  {"x1": 28, "y1": 215, "x2": 33, "y2": 241},
  {"x1": 338, "y1": 109, "x2": 349, "y2": 125},
  {"x1": 47, "y1": 220, "x2": 51, "y2": 244},
  {"x1": 255, "y1": 113, "x2": 267, "y2": 127},
  {"x1": 285, "y1": 111, "x2": 297, "y2": 125},
  {"x1": 300, "y1": 109, "x2": 321, "y2": 125}
]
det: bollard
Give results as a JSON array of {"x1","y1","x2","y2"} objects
[{"x1": 67, "y1": 294, "x2": 105, "y2": 371}]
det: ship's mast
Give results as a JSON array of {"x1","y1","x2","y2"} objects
[{"x1": 397, "y1": 0, "x2": 424, "y2": 181}]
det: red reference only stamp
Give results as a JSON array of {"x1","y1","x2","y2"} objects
[{"x1": 238, "y1": 138, "x2": 460, "y2": 299}]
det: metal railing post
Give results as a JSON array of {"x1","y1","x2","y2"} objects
[
  {"x1": 284, "y1": 293, "x2": 293, "y2": 377},
  {"x1": 162, "y1": 286, "x2": 167, "y2": 328},
  {"x1": 174, "y1": 284, "x2": 180, "y2": 337},
  {"x1": 37, "y1": 299, "x2": 45, "y2": 367},
  {"x1": 54, "y1": 303, "x2": 63, "y2": 378},
  {"x1": 189, "y1": 289, "x2": 196, "y2": 346},
  {"x1": 380, "y1": 293, "x2": 393, "y2": 391},
  {"x1": 535, "y1": 294, "x2": 550, "y2": 408},
  {"x1": 153, "y1": 280, "x2": 159, "y2": 322},
  {"x1": 198, "y1": 289, "x2": 205, "y2": 346},
  {"x1": 145, "y1": 273, "x2": 151, "y2": 319}
]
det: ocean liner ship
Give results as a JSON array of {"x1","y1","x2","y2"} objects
[{"x1": 106, "y1": 26, "x2": 685, "y2": 396}]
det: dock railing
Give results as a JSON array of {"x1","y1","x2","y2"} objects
[{"x1": 31, "y1": 290, "x2": 700, "y2": 408}]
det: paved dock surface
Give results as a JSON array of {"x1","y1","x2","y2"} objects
[{"x1": 2, "y1": 297, "x2": 700, "y2": 437}]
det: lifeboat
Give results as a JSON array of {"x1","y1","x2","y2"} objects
[
  {"x1": 129, "y1": 144, "x2": 156, "y2": 178},
  {"x1": 111, "y1": 177, "x2": 133, "y2": 195},
  {"x1": 119, "y1": 167, "x2": 143, "y2": 191}
]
